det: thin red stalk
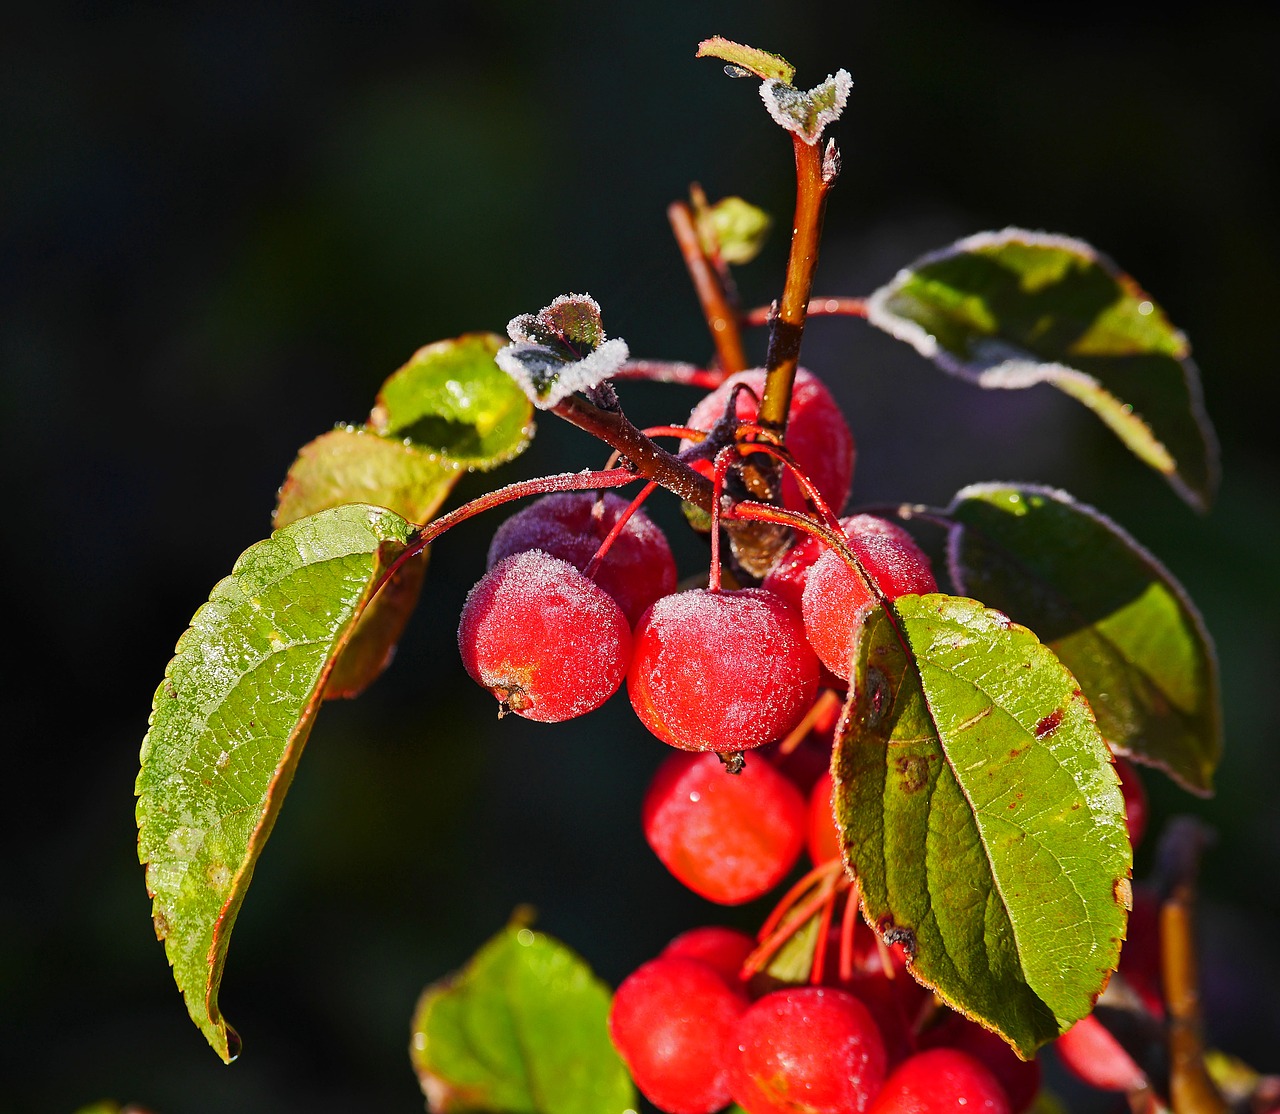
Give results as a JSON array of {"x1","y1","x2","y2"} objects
[
  {"x1": 744, "y1": 872, "x2": 840, "y2": 977},
  {"x1": 668, "y1": 200, "x2": 748, "y2": 376},
  {"x1": 777, "y1": 689, "x2": 842, "y2": 757},
  {"x1": 756, "y1": 859, "x2": 843, "y2": 944},
  {"x1": 736, "y1": 440, "x2": 841, "y2": 530},
  {"x1": 838, "y1": 887, "x2": 860, "y2": 984},
  {"x1": 583, "y1": 480, "x2": 658, "y2": 580},
  {"x1": 614, "y1": 360, "x2": 724, "y2": 389},
  {"x1": 373, "y1": 467, "x2": 637, "y2": 595},
  {"x1": 809, "y1": 885, "x2": 839, "y2": 986},
  {"x1": 744, "y1": 296, "x2": 867, "y2": 328},
  {"x1": 708, "y1": 447, "x2": 738, "y2": 591}
]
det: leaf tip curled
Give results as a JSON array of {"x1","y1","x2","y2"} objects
[
  {"x1": 760, "y1": 70, "x2": 853, "y2": 144},
  {"x1": 696, "y1": 37, "x2": 796, "y2": 84}
]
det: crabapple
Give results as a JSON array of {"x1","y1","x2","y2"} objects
[
  {"x1": 683, "y1": 367, "x2": 856, "y2": 514},
  {"x1": 919, "y1": 1013, "x2": 1041, "y2": 1114},
  {"x1": 801, "y1": 518, "x2": 937, "y2": 679},
  {"x1": 869, "y1": 1048, "x2": 1012, "y2": 1114},
  {"x1": 807, "y1": 769, "x2": 841, "y2": 867},
  {"x1": 728, "y1": 985, "x2": 887, "y2": 1114},
  {"x1": 643, "y1": 751, "x2": 807, "y2": 905},
  {"x1": 1053, "y1": 1014, "x2": 1147, "y2": 1093},
  {"x1": 457, "y1": 550, "x2": 631, "y2": 722},
  {"x1": 662, "y1": 926, "x2": 756, "y2": 987},
  {"x1": 486, "y1": 490, "x2": 677, "y2": 625},
  {"x1": 609, "y1": 955, "x2": 748, "y2": 1114},
  {"x1": 628, "y1": 588, "x2": 820, "y2": 753}
]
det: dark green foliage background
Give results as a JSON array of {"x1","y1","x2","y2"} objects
[{"x1": 3, "y1": 2, "x2": 1277, "y2": 1110}]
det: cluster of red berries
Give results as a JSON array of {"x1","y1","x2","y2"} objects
[{"x1": 608, "y1": 920, "x2": 1039, "y2": 1114}]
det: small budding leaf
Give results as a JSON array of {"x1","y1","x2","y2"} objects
[
  {"x1": 136, "y1": 504, "x2": 415, "y2": 1061},
  {"x1": 760, "y1": 71, "x2": 853, "y2": 145},
  {"x1": 696, "y1": 37, "x2": 796, "y2": 84},
  {"x1": 410, "y1": 923, "x2": 636, "y2": 1114},
  {"x1": 864, "y1": 228, "x2": 1219, "y2": 510},
  {"x1": 497, "y1": 294, "x2": 629, "y2": 409},
  {"x1": 834, "y1": 594, "x2": 1131, "y2": 1058},
  {"x1": 697, "y1": 195, "x2": 772, "y2": 265},
  {"x1": 946, "y1": 483, "x2": 1222, "y2": 795}
]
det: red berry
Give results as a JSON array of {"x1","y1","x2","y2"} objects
[
  {"x1": 609, "y1": 955, "x2": 748, "y2": 1114},
  {"x1": 1054, "y1": 1014, "x2": 1146, "y2": 1093},
  {"x1": 629, "y1": 588, "x2": 820, "y2": 753},
  {"x1": 869, "y1": 1048, "x2": 1012, "y2": 1114},
  {"x1": 919, "y1": 1014, "x2": 1041, "y2": 1114},
  {"x1": 683, "y1": 368, "x2": 856, "y2": 514},
  {"x1": 728, "y1": 986, "x2": 888, "y2": 1114},
  {"x1": 807, "y1": 769, "x2": 842, "y2": 867},
  {"x1": 457, "y1": 550, "x2": 632, "y2": 722},
  {"x1": 643, "y1": 751, "x2": 807, "y2": 905},
  {"x1": 802, "y1": 519, "x2": 936, "y2": 679},
  {"x1": 486, "y1": 491, "x2": 677, "y2": 625},
  {"x1": 662, "y1": 926, "x2": 756, "y2": 986},
  {"x1": 1114, "y1": 755, "x2": 1149, "y2": 849}
]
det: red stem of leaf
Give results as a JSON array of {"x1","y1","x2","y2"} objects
[
  {"x1": 583, "y1": 480, "x2": 658, "y2": 581},
  {"x1": 744, "y1": 296, "x2": 867, "y2": 328}
]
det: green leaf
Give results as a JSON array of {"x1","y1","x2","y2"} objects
[
  {"x1": 697, "y1": 196, "x2": 772, "y2": 265},
  {"x1": 947, "y1": 483, "x2": 1221, "y2": 795},
  {"x1": 864, "y1": 229, "x2": 1219, "y2": 510},
  {"x1": 370, "y1": 333, "x2": 534, "y2": 468},
  {"x1": 760, "y1": 72, "x2": 853, "y2": 145},
  {"x1": 273, "y1": 426, "x2": 454, "y2": 698},
  {"x1": 410, "y1": 923, "x2": 637, "y2": 1114},
  {"x1": 136, "y1": 504, "x2": 415, "y2": 1061},
  {"x1": 835, "y1": 594, "x2": 1131, "y2": 1057},
  {"x1": 696, "y1": 37, "x2": 795, "y2": 84}
]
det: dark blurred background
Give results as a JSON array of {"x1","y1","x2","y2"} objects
[{"x1": 3, "y1": 1, "x2": 1278, "y2": 1111}]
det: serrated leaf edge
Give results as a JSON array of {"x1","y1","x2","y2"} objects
[{"x1": 943, "y1": 481, "x2": 1222, "y2": 795}]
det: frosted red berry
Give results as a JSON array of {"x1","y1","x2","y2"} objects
[
  {"x1": 609, "y1": 955, "x2": 748, "y2": 1114},
  {"x1": 802, "y1": 517, "x2": 937, "y2": 679},
  {"x1": 486, "y1": 491, "x2": 677, "y2": 625},
  {"x1": 643, "y1": 750, "x2": 807, "y2": 904},
  {"x1": 629, "y1": 587, "x2": 820, "y2": 753},
  {"x1": 457, "y1": 550, "x2": 632, "y2": 722},
  {"x1": 662, "y1": 926, "x2": 756, "y2": 987},
  {"x1": 728, "y1": 986, "x2": 888, "y2": 1114},
  {"x1": 869, "y1": 1048, "x2": 1012, "y2": 1114},
  {"x1": 920, "y1": 1013, "x2": 1041, "y2": 1114},
  {"x1": 683, "y1": 367, "x2": 856, "y2": 514}
]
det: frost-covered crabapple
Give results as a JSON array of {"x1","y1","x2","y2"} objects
[
  {"x1": 457, "y1": 550, "x2": 631, "y2": 722},
  {"x1": 486, "y1": 490, "x2": 677, "y2": 625},
  {"x1": 628, "y1": 588, "x2": 820, "y2": 753}
]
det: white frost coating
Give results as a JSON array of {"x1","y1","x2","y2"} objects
[
  {"x1": 496, "y1": 337, "x2": 629, "y2": 409},
  {"x1": 759, "y1": 70, "x2": 853, "y2": 145}
]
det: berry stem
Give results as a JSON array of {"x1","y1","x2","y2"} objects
[
  {"x1": 583, "y1": 480, "x2": 659, "y2": 581},
  {"x1": 809, "y1": 879, "x2": 839, "y2": 985},
  {"x1": 668, "y1": 199, "x2": 749, "y2": 376},
  {"x1": 615, "y1": 360, "x2": 725, "y2": 390},
  {"x1": 550, "y1": 393, "x2": 716, "y2": 510},
  {"x1": 744, "y1": 296, "x2": 867, "y2": 328},
  {"x1": 744, "y1": 867, "x2": 843, "y2": 977},
  {"x1": 735, "y1": 439, "x2": 841, "y2": 530},
  {"x1": 838, "y1": 887, "x2": 860, "y2": 984},
  {"x1": 758, "y1": 137, "x2": 836, "y2": 433},
  {"x1": 756, "y1": 859, "x2": 845, "y2": 949},
  {"x1": 708, "y1": 447, "x2": 737, "y2": 591},
  {"x1": 374, "y1": 467, "x2": 639, "y2": 596},
  {"x1": 777, "y1": 689, "x2": 843, "y2": 756}
]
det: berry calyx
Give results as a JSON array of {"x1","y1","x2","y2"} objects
[
  {"x1": 486, "y1": 490, "x2": 677, "y2": 625},
  {"x1": 801, "y1": 518, "x2": 937, "y2": 679},
  {"x1": 683, "y1": 367, "x2": 856, "y2": 514},
  {"x1": 609, "y1": 955, "x2": 748, "y2": 1114},
  {"x1": 643, "y1": 751, "x2": 807, "y2": 904},
  {"x1": 869, "y1": 1048, "x2": 1012, "y2": 1114},
  {"x1": 628, "y1": 588, "x2": 820, "y2": 753},
  {"x1": 728, "y1": 986, "x2": 888, "y2": 1114},
  {"x1": 457, "y1": 550, "x2": 632, "y2": 722}
]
